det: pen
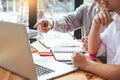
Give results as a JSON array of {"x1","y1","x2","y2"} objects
[
  {"x1": 80, "y1": 51, "x2": 95, "y2": 60},
  {"x1": 80, "y1": 51, "x2": 86, "y2": 54}
]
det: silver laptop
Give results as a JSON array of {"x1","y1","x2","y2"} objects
[{"x1": 0, "y1": 21, "x2": 77, "y2": 80}]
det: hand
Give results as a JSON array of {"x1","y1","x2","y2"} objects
[
  {"x1": 33, "y1": 19, "x2": 53, "y2": 33},
  {"x1": 92, "y1": 10, "x2": 113, "y2": 27},
  {"x1": 82, "y1": 36, "x2": 88, "y2": 51},
  {"x1": 72, "y1": 52, "x2": 91, "y2": 70}
]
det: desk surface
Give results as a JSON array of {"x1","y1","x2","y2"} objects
[{"x1": 0, "y1": 45, "x2": 104, "y2": 80}]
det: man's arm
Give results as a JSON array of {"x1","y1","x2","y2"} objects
[{"x1": 52, "y1": 2, "x2": 96, "y2": 33}]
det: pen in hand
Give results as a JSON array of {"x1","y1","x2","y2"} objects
[{"x1": 80, "y1": 51, "x2": 95, "y2": 60}]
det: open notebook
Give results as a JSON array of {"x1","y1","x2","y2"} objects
[
  {"x1": 51, "y1": 46, "x2": 95, "y2": 64},
  {"x1": 51, "y1": 47, "x2": 85, "y2": 64}
]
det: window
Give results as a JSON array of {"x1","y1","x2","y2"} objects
[
  {"x1": 37, "y1": 0, "x2": 74, "y2": 20},
  {"x1": 0, "y1": 0, "x2": 29, "y2": 26}
]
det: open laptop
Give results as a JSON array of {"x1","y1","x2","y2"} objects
[{"x1": 0, "y1": 21, "x2": 77, "y2": 80}]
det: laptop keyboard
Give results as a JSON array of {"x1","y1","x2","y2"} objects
[{"x1": 35, "y1": 64, "x2": 55, "y2": 76}]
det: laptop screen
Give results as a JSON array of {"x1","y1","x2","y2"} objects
[{"x1": 0, "y1": 21, "x2": 37, "y2": 80}]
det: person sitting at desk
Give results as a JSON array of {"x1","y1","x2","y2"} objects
[
  {"x1": 33, "y1": 0, "x2": 107, "y2": 50},
  {"x1": 72, "y1": 0, "x2": 120, "y2": 80}
]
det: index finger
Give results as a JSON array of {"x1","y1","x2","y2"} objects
[{"x1": 33, "y1": 22, "x2": 40, "y2": 28}]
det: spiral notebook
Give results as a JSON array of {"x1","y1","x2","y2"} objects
[{"x1": 51, "y1": 47, "x2": 85, "y2": 64}]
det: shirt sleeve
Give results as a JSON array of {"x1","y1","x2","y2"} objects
[
  {"x1": 52, "y1": 4, "x2": 85, "y2": 33},
  {"x1": 52, "y1": 2, "x2": 98, "y2": 34}
]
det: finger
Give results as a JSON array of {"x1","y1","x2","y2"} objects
[
  {"x1": 72, "y1": 52, "x2": 82, "y2": 60},
  {"x1": 41, "y1": 21, "x2": 48, "y2": 28},
  {"x1": 106, "y1": 11, "x2": 113, "y2": 24},
  {"x1": 84, "y1": 38, "x2": 88, "y2": 43},
  {"x1": 101, "y1": 11, "x2": 108, "y2": 25},
  {"x1": 40, "y1": 22, "x2": 50, "y2": 32},
  {"x1": 81, "y1": 37, "x2": 84, "y2": 42},
  {"x1": 72, "y1": 52, "x2": 76, "y2": 58},
  {"x1": 40, "y1": 27, "x2": 49, "y2": 33},
  {"x1": 83, "y1": 43, "x2": 88, "y2": 51},
  {"x1": 98, "y1": 12, "x2": 106, "y2": 26},
  {"x1": 94, "y1": 15, "x2": 101, "y2": 25},
  {"x1": 33, "y1": 22, "x2": 41, "y2": 28}
]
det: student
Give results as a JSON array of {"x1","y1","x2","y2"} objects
[
  {"x1": 33, "y1": 0, "x2": 105, "y2": 35},
  {"x1": 72, "y1": 0, "x2": 120, "y2": 80}
]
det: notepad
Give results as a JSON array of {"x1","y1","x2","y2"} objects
[{"x1": 51, "y1": 47, "x2": 84, "y2": 64}]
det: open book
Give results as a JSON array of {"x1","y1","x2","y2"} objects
[{"x1": 51, "y1": 47, "x2": 85, "y2": 64}]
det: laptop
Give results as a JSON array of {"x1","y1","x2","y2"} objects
[{"x1": 0, "y1": 21, "x2": 77, "y2": 80}]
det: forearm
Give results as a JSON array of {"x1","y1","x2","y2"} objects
[
  {"x1": 52, "y1": 5, "x2": 86, "y2": 33},
  {"x1": 52, "y1": 14, "x2": 81, "y2": 33},
  {"x1": 88, "y1": 24, "x2": 101, "y2": 55},
  {"x1": 86, "y1": 61, "x2": 120, "y2": 80}
]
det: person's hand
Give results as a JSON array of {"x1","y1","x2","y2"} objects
[
  {"x1": 82, "y1": 36, "x2": 88, "y2": 51},
  {"x1": 72, "y1": 52, "x2": 91, "y2": 70},
  {"x1": 92, "y1": 10, "x2": 113, "y2": 27},
  {"x1": 33, "y1": 19, "x2": 53, "y2": 33}
]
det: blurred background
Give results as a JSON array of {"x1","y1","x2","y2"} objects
[{"x1": 0, "y1": 0, "x2": 93, "y2": 40}]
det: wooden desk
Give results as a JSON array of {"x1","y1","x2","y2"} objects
[
  {"x1": 0, "y1": 47, "x2": 104, "y2": 80},
  {"x1": 32, "y1": 47, "x2": 104, "y2": 80}
]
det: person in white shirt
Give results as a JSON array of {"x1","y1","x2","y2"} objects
[{"x1": 72, "y1": 0, "x2": 120, "y2": 80}]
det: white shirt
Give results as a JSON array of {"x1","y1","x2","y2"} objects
[{"x1": 97, "y1": 14, "x2": 120, "y2": 64}]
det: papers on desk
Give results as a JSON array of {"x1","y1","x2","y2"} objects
[
  {"x1": 39, "y1": 39, "x2": 82, "y2": 48},
  {"x1": 51, "y1": 47, "x2": 84, "y2": 64},
  {"x1": 31, "y1": 39, "x2": 84, "y2": 64},
  {"x1": 31, "y1": 41, "x2": 50, "y2": 52}
]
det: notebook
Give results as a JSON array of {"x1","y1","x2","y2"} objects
[
  {"x1": 51, "y1": 46, "x2": 96, "y2": 64},
  {"x1": 51, "y1": 47, "x2": 85, "y2": 64},
  {"x1": 0, "y1": 21, "x2": 77, "y2": 80}
]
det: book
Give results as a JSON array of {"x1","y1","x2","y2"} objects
[{"x1": 51, "y1": 47, "x2": 85, "y2": 64}]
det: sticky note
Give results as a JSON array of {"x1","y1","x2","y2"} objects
[{"x1": 39, "y1": 52, "x2": 53, "y2": 56}]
